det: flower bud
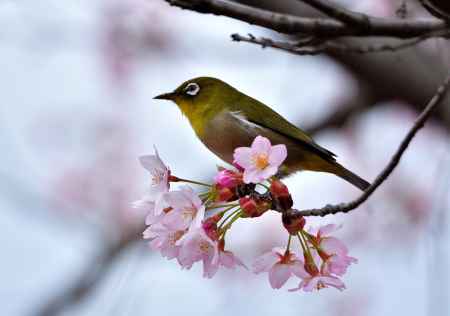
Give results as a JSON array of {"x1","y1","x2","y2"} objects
[
  {"x1": 202, "y1": 215, "x2": 221, "y2": 241},
  {"x1": 214, "y1": 169, "x2": 242, "y2": 189},
  {"x1": 215, "y1": 187, "x2": 237, "y2": 202},
  {"x1": 270, "y1": 180, "x2": 293, "y2": 211},
  {"x1": 239, "y1": 196, "x2": 271, "y2": 218},
  {"x1": 282, "y1": 209, "x2": 306, "y2": 235}
]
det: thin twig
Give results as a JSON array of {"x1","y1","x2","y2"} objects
[
  {"x1": 165, "y1": 0, "x2": 448, "y2": 38},
  {"x1": 231, "y1": 30, "x2": 450, "y2": 55},
  {"x1": 295, "y1": 73, "x2": 450, "y2": 217}
]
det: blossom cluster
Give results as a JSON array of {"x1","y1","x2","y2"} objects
[{"x1": 134, "y1": 136, "x2": 357, "y2": 292}]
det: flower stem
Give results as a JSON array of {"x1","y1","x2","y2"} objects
[
  {"x1": 207, "y1": 203, "x2": 239, "y2": 211},
  {"x1": 297, "y1": 233, "x2": 307, "y2": 253},
  {"x1": 299, "y1": 230, "x2": 313, "y2": 258},
  {"x1": 173, "y1": 177, "x2": 212, "y2": 187},
  {"x1": 218, "y1": 208, "x2": 241, "y2": 230},
  {"x1": 286, "y1": 234, "x2": 292, "y2": 252},
  {"x1": 219, "y1": 210, "x2": 243, "y2": 234}
]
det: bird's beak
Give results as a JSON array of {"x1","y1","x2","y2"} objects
[{"x1": 153, "y1": 92, "x2": 176, "y2": 100}]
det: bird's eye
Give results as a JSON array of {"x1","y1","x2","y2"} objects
[{"x1": 184, "y1": 82, "x2": 200, "y2": 96}]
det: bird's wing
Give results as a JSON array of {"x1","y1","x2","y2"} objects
[{"x1": 230, "y1": 101, "x2": 337, "y2": 162}]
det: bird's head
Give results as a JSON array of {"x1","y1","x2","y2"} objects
[{"x1": 154, "y1": 77, "x2": 237, "y2": 120}]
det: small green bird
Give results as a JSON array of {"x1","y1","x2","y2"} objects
[{"x1": 154, "y1": 77, "x2": 370, "y2": 191}]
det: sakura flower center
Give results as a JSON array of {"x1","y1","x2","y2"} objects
[
  {"x1": 182, "y1": 205, "x2": 198, "y2": 221},
  {"x1": 199, "y1": 240, "x2": 213, "y2": 253},
  {"x1": 254, "y1": 153, "x2": 269, "y2": 170},
  {"x1": 169, "y1": 231, "x2": 184, "y2": 245},
  {"x1": 316, "y1": 281, "x2": 326, "y2": 290},
  {"x1": 151, "y1": 169, "x2": 166, "y2": 186}
]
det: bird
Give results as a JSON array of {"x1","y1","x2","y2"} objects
[{"x1": 154, "y1": 77, "x2": 370, "y2": 191}]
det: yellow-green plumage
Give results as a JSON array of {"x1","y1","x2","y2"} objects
[{"x1": 154, "y1": 77, "x2": 370, "y2": 191}]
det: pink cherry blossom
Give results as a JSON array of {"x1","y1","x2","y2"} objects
[
  {"x1": 252, "y1": 247, "x2": 305, "y2": 289},
  {"x1": 139, "y1": 147, "x2": 170, "y2": 199},
  {"x1": 143, "y1": 223, "x2": 185, "y2": 260},
  {"x1": 161, "y1": 186, "x2": 205, "y2": 231},
  {"x1": 132, "y1": 195, "x2": 166, "y2": 225},
  {"x1": 308, "y1": 224, "x2": 357, "y2": 276},
  {"x1": 176, "y1": 227, "x2": 219, "y2": 278},
  {"x1": 218, "y1": 250, "x2": 246, "y2": 270},
  {"x1": 217, "y1": 239, "x2": 247, "y2": 270},
  {"x1": 233, "y1": 136, "x2": 287, "y2": 184},
  {"x1": 290, "y1": 273, "x2": 346, "y2": 292}
]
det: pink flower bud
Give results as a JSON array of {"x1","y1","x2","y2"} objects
[
  {"x1": 202, "y1": 216, "x2": 221, "y2": 241},
  {"x1": 214, "y1": 169, "x2": 242, "y2": 189}
]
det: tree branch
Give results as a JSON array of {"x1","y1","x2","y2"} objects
[
  {"x1": 298, "y1": 0, "x2": 369, "y2": 26},
  {"x1": 419, "y1": 0, "x2": 450, "y2": 22},
  {"x1": 231, "y1": 30, "x2": 450, "y2": 55},
  {"x1": 165, "y1": 0, "x2": 448, "y2": 38},
  {"x1": 295, "y1": 73, "x2": 450, "y2": 217},
  {"x1": 34, "y1": 228, "x2": 143, "y2": 316}
]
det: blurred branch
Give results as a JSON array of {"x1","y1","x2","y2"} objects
[
  {"x1": 296, "y1": 73, "x2": 450, "y2": 217},
  {"x1": 231, "y1": 29, "x2": 450, "y2": 55},
  {"x1": 35, "y1": 228, "x2": 143, "y2": 316},
  {"x1": 419, "y1": 0, "x2": 450, "y2": 22},
  {"x1": 165, "y1": 0, "x2": 448, "y2": 38},
  {"x1": 298, "y1": 0, "x2": 369, "y2": 26}
]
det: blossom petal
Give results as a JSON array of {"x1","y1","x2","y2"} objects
[
  {"x1": 233, "y1": 147, "x2": 253, "y2": 169},
  {"x1": 251, "y1": 136, "x2": 271, "y2": 154},
  {"x1": 290, "y1": 260, "x2": 309, "y2": 279},
  {"x1": 268, "y1": 144, "x2": 287, "y2": 167},
  {"x1": 243, "y1": 168, "x2": 261, "y2": 184},
  {"x1": 269, "y1": 264, "x2": 291, "y2": 289},
  {"x1": 321, "y1": 237, "x2": 348, "y2": 256},
  {"x1": 252, "y1": 251, "x2": 279, "y2": 273}
]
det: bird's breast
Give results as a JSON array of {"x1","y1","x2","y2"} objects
[{"x1": 200, "y1": 110, "x2": 260, "y2": 164}]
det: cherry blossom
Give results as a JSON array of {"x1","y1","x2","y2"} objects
[
  {"x1": 161, "y1": 186, "x2": 205, "y2": 231},
  {"x1": 139, "y1": 147, "x2": 170, "y2": 199},
  {"x1": 307, "y1": 224, "x2": 357, "y2": 276},
  {"x1": 176, "y1": 226, "x2": 219, "y2": 278},
  {"x1": 253, "y1": 247, "x2": 305, "y2": 289},
  {"x1": 290, "y1": 273, "x2": 346, "y2": 292},
  {"x1": 233, "y1": 136, "x2": 287, "y2": 184},
  {"x1": 143, "y1": 223, "x2": 185, "y2": 260}
]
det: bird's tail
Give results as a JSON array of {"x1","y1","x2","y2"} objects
[{"x1": 332, "y1": 163, "x2": 370, "y2": 191}]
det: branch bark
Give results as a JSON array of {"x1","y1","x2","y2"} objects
[
  {"x1": 232, "y1": 30, "x2": 450, "y2": 55},
  {"x1": 298, "y1": 0, "x2": 369, "y2": 26},
  {"x1": 165, "y1": 0, "x2": 448, "y2": 38},
  {"x1": 295, "y1": 73, "x2": 450, "y2": 217}
]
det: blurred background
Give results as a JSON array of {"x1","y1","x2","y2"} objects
[{"x1": 1, "y1": 0, "x2": 449, "y2": 315}]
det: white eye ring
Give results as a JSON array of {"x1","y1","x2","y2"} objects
[{"x1": 185, "y1": 82, "x2": 200, "y2": 96}]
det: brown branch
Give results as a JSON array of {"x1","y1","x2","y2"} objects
[
  {"x1": 295, "y1": 73, "x2": 450, "y2": 217},
  {"x1": 34, "y1": 228, "x2": 143, "y2": 316},
  {"x1": 419, "y1": 0, "x2": 450, "y2": 22},
  {"x1": 298, "y1": 0, "x2": 369, "y2": 26},
  {"x1": 165, "y1": 0, "x2": 448, "y2": 38},
  {"x1": 231, "y1": 30, "x2": 450, "y2": 55}
]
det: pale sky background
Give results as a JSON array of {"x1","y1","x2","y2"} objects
[{"x1": 1, "y1": 1, "x2": 449, "y2": 316}]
